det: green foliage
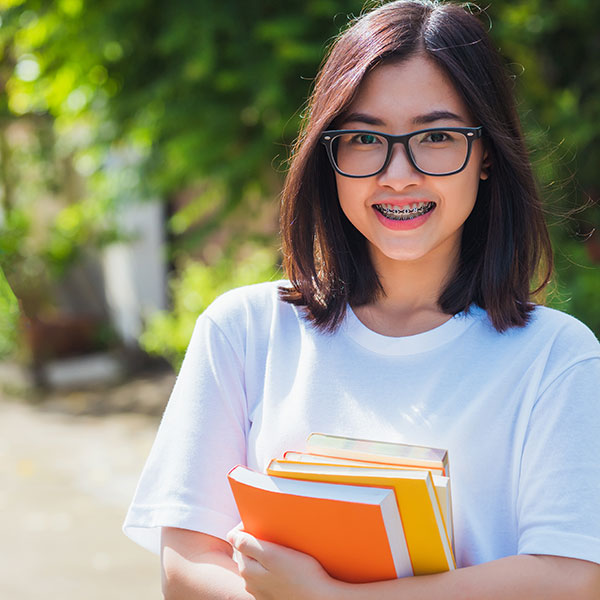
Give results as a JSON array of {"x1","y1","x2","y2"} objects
[
  {"x1": 0, "y1": 265, "x2": 19, "y2": 358},
  {"x1": 140, "y1": 246, "x2": 281, "y2": 370},
  {"x1": 0, "y1": 0, "x2": 143, "y2": 342},
  {"x1": 548, "y1": 240, "x2": 600, "y2": 335},
  {"x1": 489, "y1": 0, "x2": 600, "y2": 329},
  {"x1": 0, "y1": 0, "x2": 598, "y2": 365}
]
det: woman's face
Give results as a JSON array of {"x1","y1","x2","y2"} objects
[{"x1": 334, "y1": 54, "x2": 487, "y2": 270}]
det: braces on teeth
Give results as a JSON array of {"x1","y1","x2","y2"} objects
[{"x1": 376, "y1": 202, "x2": 435, "y2": 220}]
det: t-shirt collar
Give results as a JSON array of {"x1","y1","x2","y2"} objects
[{"x1": 342, "y1": 305, "x2": 483, "y2": 356}]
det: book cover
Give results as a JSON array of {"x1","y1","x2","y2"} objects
[
  {"x1": 267, "y1": 460, "x2": 455, "y2": 575},
  {"x1": 307, "y1": 432, "x2": 449, "y2": 476},
  {"x1": 282, "y1": 451, "x2": 453, "y2": 547},
  {"x1": 228, "y1": 465, "x2": 413, "y2": 583}
]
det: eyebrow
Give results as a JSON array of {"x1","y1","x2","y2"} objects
[
  {"x1": 340, "y1": 112, "x2": 386, "y2": 127},
  {"x1": 340, "y1": 110, "x2": 466, "y2": 127},
  {"x1": 413, "y1": 110, "x2": 466, "y2": 125}
]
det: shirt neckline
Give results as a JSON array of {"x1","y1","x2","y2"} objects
[{"x1": 342, "y1": 304, "x2": 483, "y2": 356}]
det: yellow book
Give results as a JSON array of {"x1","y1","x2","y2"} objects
[
  {"x1": 282, "y1": 451, "x2": 454, "y2": 549},
  {"x1": 267, "y1": 459, "x2": 455, "y2": 575}
]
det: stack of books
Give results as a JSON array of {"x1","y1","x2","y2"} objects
[{"x1": 228, "y1": 433, "x2": 455, "y2": 583}]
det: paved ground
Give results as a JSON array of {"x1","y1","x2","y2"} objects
[{"x1": 0, "y1": 369, "x2": 176, "y2": 599}]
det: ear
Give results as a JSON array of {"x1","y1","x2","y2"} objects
[{"x1": 479, "y1": 150, "x2": 491, "y2": 181}]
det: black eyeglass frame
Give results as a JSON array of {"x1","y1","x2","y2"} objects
[{"x1": 320, "y1": 126, "x2": 484, "y2": 178}]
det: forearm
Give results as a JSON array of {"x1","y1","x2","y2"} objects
[
  {"x1": 327, "y1": 555, "x2": 599, "y2": 600},
  {"x1": 162, "y1": 551, "x2": 252, "y2": 600},
  {"x1": 161, "y1": 528, "x2": 254, "y2": 600}
]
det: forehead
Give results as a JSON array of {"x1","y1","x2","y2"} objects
[{"x1": 341, "y1": 55, "x2": 472, "y2": 128}]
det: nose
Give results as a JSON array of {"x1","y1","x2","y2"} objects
[{"x1": 376, "y1": 142, "x2": 423, "y2": 188}]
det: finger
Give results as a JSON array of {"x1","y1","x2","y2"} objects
[
  {"x1": 237, "y1": 532, "x2": 294, "y2": 572},
  {"x1": 231, "y1": 547, "x2": 243, "y2": 569},
  {"x1": 227, "y1": 524, "x2": 256, "y2": 560},
  {"x1": 226, "y1": 523, "x2": 244, "y2": 549},
  {"x1": 235, "y1": 550, "x2": 268, "y2": 578},
  {"x1": 230, "y1": 531, "x2": 266, "y2": 560}
]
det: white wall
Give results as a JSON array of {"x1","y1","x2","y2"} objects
[{"x1": 102, "y1": 199, "x2": 167, "y2": 347}]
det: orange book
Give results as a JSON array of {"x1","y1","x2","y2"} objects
[
  {"x1": 306, "y1": 433, "x2": 449, "y2": 476},
  {"x1": 228, "y1": 465, "x2": 413, "y2": 583},
  {"x1": 267, "y1": 460, "x2": 455, "y2": 575}
]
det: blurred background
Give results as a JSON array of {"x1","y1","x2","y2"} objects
[{"x1": 0, "y1": 0, "x2": 598, "y2": 597}]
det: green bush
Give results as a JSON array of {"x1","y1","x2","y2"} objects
[
  {"x1": 0, "y1": 266, "x2": 19, "y2": 358},
  {"x1": 140, "y1": 245, "x2": 281, "y2": 370},
  {"x1": 1, "y1": 0, "x2": 597, "y2": 368}
]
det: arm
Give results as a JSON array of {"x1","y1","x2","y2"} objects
[
  {"x1": 161, "y1": 527, "x2": 253, "y2": 600},
  {"x1": 333, "y1": 554, "x2": 600, "y2": 600},
  {"x1": 229, "y1": 530, "x2": 600, "y2": 600}
]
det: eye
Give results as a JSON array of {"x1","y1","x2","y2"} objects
[
  {"x1": 422, "y1": 131, "x2": 452, "y2": 143},
  {"x1": 351, "y1": 133, "x2": 381, "y2": 145}
]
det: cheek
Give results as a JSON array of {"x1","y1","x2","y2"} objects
[
  {"x1": 457, "y1": 181, "x2": 479, "y2": 218},
  {"x1": 438, "y1": 172, "x2": 481, "y2": 227},
  {"x1": 464, "y1": 175, "x2": 482, "y2": 208},
  {"x1": 452, "y1": 160, "x2": 484, "y2": 213},
  {"x1": 468, "y1": 170, "x2": 484, "y2": 209}
]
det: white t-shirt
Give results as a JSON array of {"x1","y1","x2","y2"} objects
[{"x1": 124, "y1": 281, "x2": 600, "y2": 568}]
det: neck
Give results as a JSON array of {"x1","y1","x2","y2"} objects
[{"x1": 353, "y1": 243, "x2": 459, "y2": 337}]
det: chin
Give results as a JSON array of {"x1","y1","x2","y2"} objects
[{"x1": 376, "y1": 247, "x2": 432, "y2": 264}]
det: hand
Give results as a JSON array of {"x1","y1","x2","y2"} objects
[{"x1": 227, "y1": 524, "x2": 339, "y2": 600}]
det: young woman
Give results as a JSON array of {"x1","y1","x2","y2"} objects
[{"x1": 124, "y1": 1, "x2": 600, "y2": 598}]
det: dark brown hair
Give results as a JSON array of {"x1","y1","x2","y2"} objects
[{"x1": 279, "y1": 0, "x2": 553, "y2": 332}]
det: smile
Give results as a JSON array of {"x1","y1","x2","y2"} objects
[{"x1": 374, "y1": 201, "x2": 436, "y2": 221}]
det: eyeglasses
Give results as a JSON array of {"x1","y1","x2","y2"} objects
[{"x1": 320, "y1": 126, "x2": 483, "y2": 178}]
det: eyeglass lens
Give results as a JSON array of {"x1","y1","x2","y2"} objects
[{"x1": 332, "y1": 130, "x2": 470, "y2": 176}]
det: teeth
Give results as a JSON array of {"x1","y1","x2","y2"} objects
[{"x1": 375, "y1": 201, "x2": 435, "y2": 221}]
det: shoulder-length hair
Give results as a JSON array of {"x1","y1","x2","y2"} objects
[{"x1": 279, "y1": 0, "x2": 553, "y2": 333}]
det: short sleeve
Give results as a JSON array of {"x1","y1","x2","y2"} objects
[
  {"x1": 517, "y1": 356, "x2": 600, "y2": 564},
  {"x1": 123, "y1": 312, "x2": 249, "y2": 554}
]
